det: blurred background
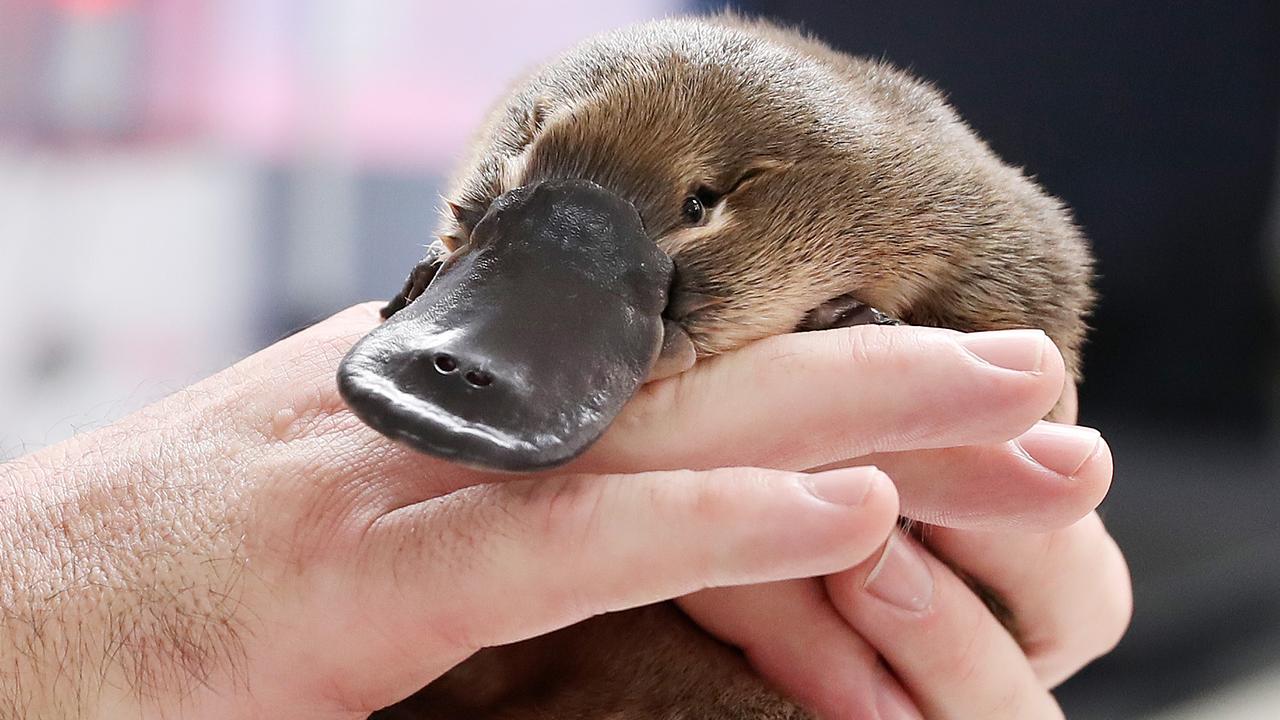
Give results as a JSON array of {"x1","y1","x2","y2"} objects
[{"x1": 1, "y1": 1, "x2": 1276, "y2": 717}]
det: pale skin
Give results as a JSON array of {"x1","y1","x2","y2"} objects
[{"x1": 0, "y1": 303, "x2": 1129, "y2": 720}]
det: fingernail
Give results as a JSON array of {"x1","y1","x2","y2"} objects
[
  {"x1": 864, "y1": 532, "x2": 934, "y2": 612},
  {"x1": 1016, "y1": 421, "x2": 1102, "y2": 477},
  {"x1": 958, "y1": 329, "x2": 1047, "y2": 373},
  {"x1": 803, "y1": 467, "x2": 883, "y2": 506},
  {"x1": 876, "y1": 675, "x2": 924, "y2": 720}
]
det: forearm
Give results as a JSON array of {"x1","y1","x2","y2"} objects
[
  {"x1": 0, "y1": 419, "x2": 257, "y2": 720},
  {"x1": 2, "y1": 449, "x2": 126, "y2": 718}
]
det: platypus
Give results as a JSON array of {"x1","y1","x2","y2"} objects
[{"x1": 339, "y1": 13, "x2": 1095, "y2": 719}]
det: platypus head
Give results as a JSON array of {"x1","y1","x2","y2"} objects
[
  {"x1": 338, "y1": 18, "x2": 1092, "y2": 471},
  {"x1": 338, "y1": 178, "x2": 675, "y2": 471}
]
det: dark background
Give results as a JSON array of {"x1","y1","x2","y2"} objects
[{"x1": 705, "y1": 1, "x2": 1280, "y2": 716}]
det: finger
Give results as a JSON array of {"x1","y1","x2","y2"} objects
[
  {"x1": 827, "y1": 531, "x2": 1066, "y2": 720},
  {"x1": 680, "y1": 580, "x2": 922, "y2": 719},
  {"x1": 223, "y1": 310, "x2": 1069, "y2": 507},
  {"x1": 325, "y1": 465, "x2": 899, "y2": 707},
  {"x1": 1055, "y1": 379, "x2": 1079, "y2": 424},
  {"x1": 227, "y1": 303, "x2": 500, "y2": 501},
  {"x1": 816, "y1": 421, "x2": 1113, "y2": 531},
  {"x1": 584, "y1": 326, "x2": 1066, "y2": 474},
  {"x1": 922, "y1": 513, "x2": 1133, "y2": 687}
]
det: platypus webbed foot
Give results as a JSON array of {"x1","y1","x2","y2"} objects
[
  {"x1": 380, "y1": 252, "x2": 445, "y2": 319},
  {"x1": 339, "y1": 178, "x2": 674, "y2": 471}
]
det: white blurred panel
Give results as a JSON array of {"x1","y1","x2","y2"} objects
[
  {"x1": 0, "y1": 148, "x2": 256, "y2": 457},
  {"x1": 0, "y1": 0, "x2": 681, "y2": 459}
]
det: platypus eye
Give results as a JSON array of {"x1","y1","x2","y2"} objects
[
  {"x1": 681, "y1": 195, "x2": 705, "y2": 224},
  {"x1": 682, "y1": 187, "x2": 720, "y2": 225}
]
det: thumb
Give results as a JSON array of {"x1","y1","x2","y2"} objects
[{"x1": 336, "y1": 465, "x2": 898, "y2": 708}]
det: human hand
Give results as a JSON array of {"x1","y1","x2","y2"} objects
[
  {"x1": 656, "y1": 328, "x2": 1129, "y2": 719},
  {"x1": 0, "y1": 303, "x2": 1128, "y2": 720},
  {"x1": 0, "y1": 303, "x2": 902, "y2": 720}
]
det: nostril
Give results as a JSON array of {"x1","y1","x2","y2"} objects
[
  {"x1": 433, "y1": 353, "x2": 458, "y2": 373},
  {"x1": 464, "y1": 369, "x2": 493, "y2": 387}
]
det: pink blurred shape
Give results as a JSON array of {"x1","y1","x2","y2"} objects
[{"x1": 206, "y1": 0, "x2": 675, "y2": 170}]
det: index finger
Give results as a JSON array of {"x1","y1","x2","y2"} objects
[
  {"x1": 237, "y1": 307, "x2": 1065, "y2": 506},
  {"x1": 581, "y1": 325, "x2": 1066, "y2": 474}
]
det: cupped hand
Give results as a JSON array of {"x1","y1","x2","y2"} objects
[
  {"x1": 0, "y1": 303, "x2": 900, "y2": 720},
  {"x1": 0, "y1": 303, "x2": 1129, "y2": 720},
  {"x1": 647, "y1": 328, "x2": 1129, "y2": 719}
]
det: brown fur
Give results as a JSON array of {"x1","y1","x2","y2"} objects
[
  {"x1": 377, "y1": 606, "x2": 806, "y2": 720},
  {"x1": 376, "y1": 13, "x2": 1094, "y2": 719},
  {"x1": 437, "y1": 13, "x2": 1092, "y2": 375}
]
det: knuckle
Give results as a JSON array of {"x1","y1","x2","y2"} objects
[
  {"x1": 832, "y1": 324, "x2": 921, "y2": 371},
  {"x1": 1090, "y1": 537, "x2": 1134, "y2": 654},
  {"x1": 1001, "y1": 693, "x2": 1064, "y2": 720},
  {"x1": 1062, "y1": 521, "x2": 1132, "y2": 660},
  {"x1": 686, "y1": 467, "x2": 767, "y2": 521},
  {"x1": 940, "y1": 607, "x2": 989, "y2": 687},
  {"x1": 1029, "y1": 523, "x2": 1132, "y2": 669},
  {"x1": 985, "y1": 683, "x2": 1030, "y2": 719},
  {"x1": 975, "y1": 650, "x2": 1063, "y2": 720},
  {"x1": 426, "y1": 485, "x2": 494, "y2": 564},
  {"x1": 512, "y1": 474, "x2": 610, "y2": 547}
]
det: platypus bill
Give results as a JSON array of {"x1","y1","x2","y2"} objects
[{"x1": 339, "y1": 13, "x2": 1095, "y2": 719}]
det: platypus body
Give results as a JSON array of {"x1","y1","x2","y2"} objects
[{"x1": 339, "y1": 14, "x2": 1094, "y2": 719}]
